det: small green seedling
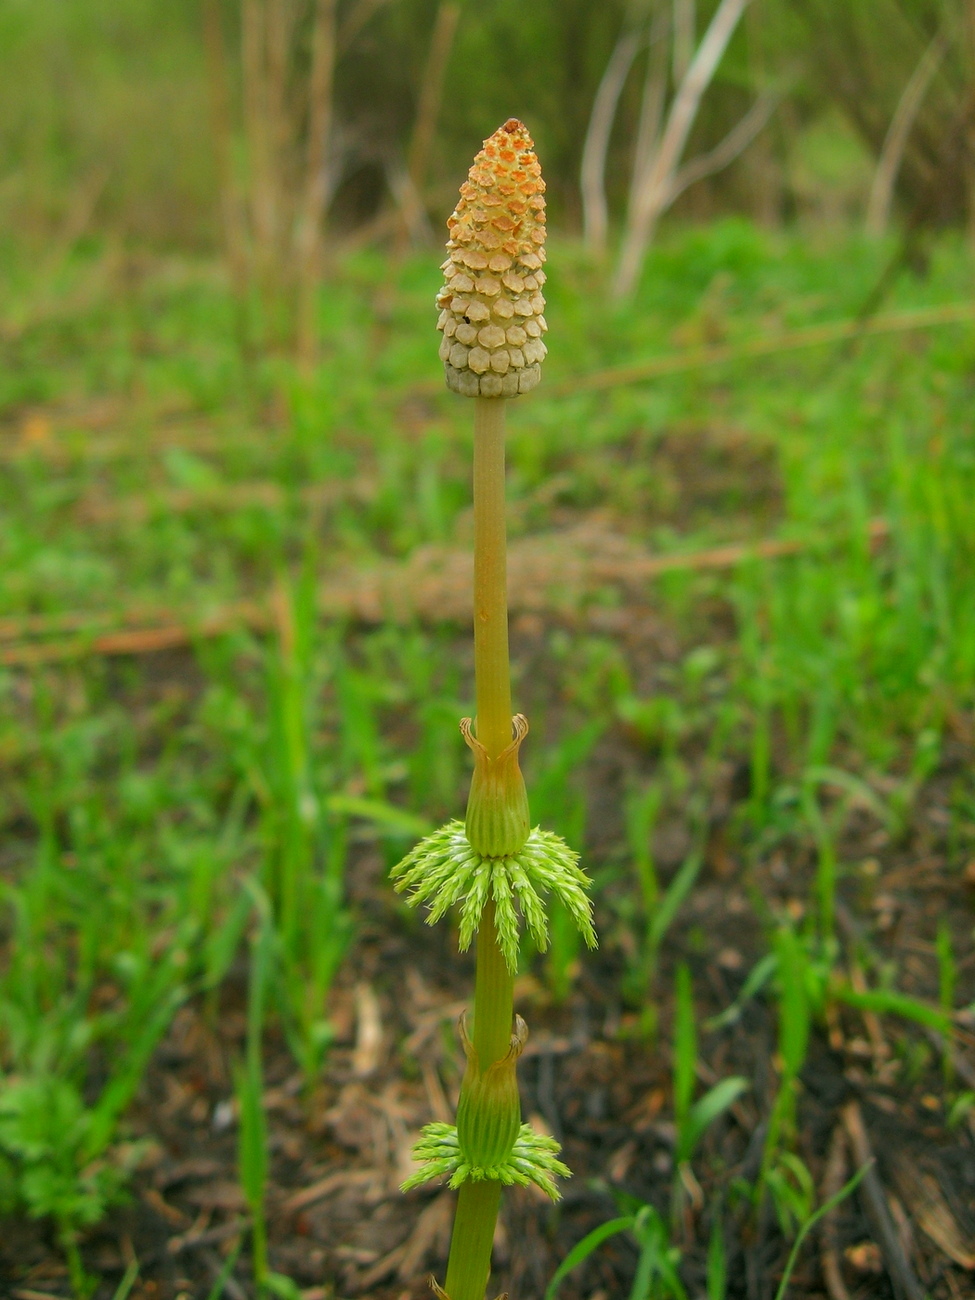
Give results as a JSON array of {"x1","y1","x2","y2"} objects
[
  {"x1": 544, "y1": 1199, "x2": 687, "y2": 1300},
  {"x1": 759, "y1": 925, "x2": 810, "y2": 1205},
  {"x1": 235, "y1": 884, "x2": 302, "y2": 1299},
  {"x1": 262, "y1": 573, "x2": 351, "y2": 1090},
  {"x1": 706, "y1": 1205, "x2": 726, "y2": 1300},
  {"x1": 236, "y1": 890, "x2": 272, "y2": 1291},
  {"x1": 529, "y1": 719, "x2": 604, "y2": 1001},
  {"x1": 772, "y1": 1161, "x2": 872, "y2": 1300},
  {"x1": 936, "y1": 918, "x2": 956, "y2": 1087},
  {"x1": 671, "y1": 965, "x2": 748, "y2": 1227},
  {"x1": 0, "y1": 798, "x2": 188, "y2": 1298}
]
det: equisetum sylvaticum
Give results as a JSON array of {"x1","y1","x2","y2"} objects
[{"x1": 391, "y1": 119, "x2": 597, "y2": 1300}]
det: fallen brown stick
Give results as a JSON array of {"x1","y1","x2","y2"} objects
[
  {"x1": 0, "y1": 601, "x2": 271, "y2": 667},
  {"x1": 8, "y1": 301, "x2": 969, "y2": 467},
  {"x1": 282, "y1": 1168, "x2": 379, "y2": 1215},
  {"x1": 552, "y1": 299, "x2": 975, "y2": 397},
  {"x1": 0, "y1": 414, "x2": 252, "y2": 466},
  {"x1": 0, "y1": 518, "x2": 889, "y2": 667},
  {"x1": 820, "y1": 1122, "x2": 852, "y2": 1300},
  {"x1": 0, "y1": 604, "x2": 170, "y2": 643},
  {"x1": 73, "y1": 476, "x2": 372, "y2": 526},
  {"x1": 891, "y1": 1152, "x2": 975, "y2": 1270},
  {"x1": 842, "y1": 1101, "x2": 925, "y2": 1300}
]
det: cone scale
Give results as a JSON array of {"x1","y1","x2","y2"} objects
[{"x1": 436, "y1": 119, "x2": 548, "y2": 398}]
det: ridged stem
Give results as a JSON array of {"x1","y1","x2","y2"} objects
[
  {"x1": 445, "y1": 904, "x2": 513, "y2": 1299},
  {"x1": 444, "y1": 395, "x2": 515, "y2": 1299},
  {"x1": 472, "y1": 397, "x2": 512, "y2": 760},
  {"x1": 472, "y1": 900, "x2": 516, "y2": 1081},
  {"x1": 443, "y1": 1180, "x2": 503, "y2": 1300}
]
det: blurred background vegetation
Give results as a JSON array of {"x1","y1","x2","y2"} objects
[{"x1": 1, "y1": 0, "x2": 972, "y2": 260}]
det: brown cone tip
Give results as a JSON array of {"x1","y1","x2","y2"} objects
[{"x1": 436, "y1": 119, "x2": 548, "y2": 397}]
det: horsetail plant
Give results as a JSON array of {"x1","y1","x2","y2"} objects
[{"x1": 392, "y1": 120, "x2": 596, "y2": 1300}]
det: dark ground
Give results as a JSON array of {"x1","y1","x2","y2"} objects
[
  {"x1": 1, "y1": 426, "x2": 974, "y2": 1300},
  {"x1": 2, "y1": 636, "x2": 974, "y2": 1300}
]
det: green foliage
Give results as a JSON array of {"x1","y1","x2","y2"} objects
[
  {"x1": 2, "y1": 0, "x2": 970, "y2": 260},
  {"x1": 545, "y1": 1201, "x2": 688, "y2": 1300},
  {"x1": 524, "y1": 719, "x2": 604, "y2": 1000},
  {"x1": 0, "y1": 1073, "x2": 139, "y2": 1235},
  {"x1": 706, "y1": 1207, "x2": 726, "y2": 1300},
  {"x1": 0, "y1": 691, "x2": 194, "y2": 1291},
  {"x1": 235, "y1": 889, "x2": 302, "y2": 1300},
  {"x1": 671, "y1": 965, "x2": 748, "y2": 1225},
  {"x1": 835, "y1": 983, "x2": 952, "y2": 1035},
  {"x1": 2, "y1": 215, "x2": 974, "y2": 1292},
  {"x1": 403, "y1": 1120, "x2": 570, "y2": 1199},
  {"x1": 771, "y1": 1160, "x2": 872, "y2": 1300},
  {"x1": 765, "y1": 1151, "x2": 815, "y2": 1240},
  {"x1": 391, "y1": 820, "x2": 596, "y2": 972},
  {"x1": 258, "y1": 576, "x2": 353, "y2": 1087},
  {"x1": 759, "y1": 926, "x2": 811, "y2": 1197},
  {"x1": 937, "y1": 919, "x2": 957, "y2": 1086},
  {"x1": 620, "y1": 834, "x2": 706, "y2": 1028}
]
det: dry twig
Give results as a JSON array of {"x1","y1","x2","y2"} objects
[
  {"x1": 555, "y1": 300, "x2": 975, "y2": 397},
  {"x1": 820, "y1": 1123, "x2": 852, "y2": 1300},
  {"x1": 841, "y1": 1101, "x2": 925, "y2": 1300},
  {"x1": 0, "y1": 519, "x2": 891, "y2": 667}
]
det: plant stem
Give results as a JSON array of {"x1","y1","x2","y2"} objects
[
  {"x1": 472, "y1": 899, "x2": 515, "y2": 1066},
  {"x1": 60, "y1": 1221, "x2": 88, "y2": 1299},
  {"x1": 444, "y1": 1179, "x2": 504, "y2": 1300},
  {"x1": 443, "y1": 395, "x2": 516, "y2": 1299},
  {"x1": 472, "y1": 397, "x2": 512, "y2": 760},
  {"x1": 444, "y1": 910, "x2": 512, "y2": 1299}
]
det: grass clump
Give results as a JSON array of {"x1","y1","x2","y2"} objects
[{"x1": 0, "y1": 200, "x2": 973, "y2": 1293}]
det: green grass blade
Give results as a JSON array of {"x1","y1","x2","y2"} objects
[
  {"x1": 773, "y1": 1161, "x2": 872, "y2": 1300},
  {"x1": 648, "y1": 848, "x2": 704, "y2": 952},
  {"x1": 706, "y1": 1207, "x2": 726, "y2": 1300},
  {"x1": 673, "y1": 964, "x2": 696, "y2": 1150},
  {"x1": 836, "y1": 985, "x2": 950, "y2": 1033},
  {"x1": 684, "y1": 1077, "x2": 749, "y2": 1161},
  {"x1": 705, "y1": 952, "x2": 778, "y2": 1031},
  {"x1": 205, "y1": 1241, "x2": 242, "y2": 1300},
  {"x1": 110, "y1": 1258, "x2": 140, "y2": 1300},
  {"x1": 544, "y1": 1216, "x2": 635, "y2": 1300}
]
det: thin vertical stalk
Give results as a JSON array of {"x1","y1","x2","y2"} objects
[
  {"x1": 471, "y1": 901, "x2": 515, "y2": 1068},
  {"x1": 444, "y1": 1179, "x2": 503, "y2": 1300},
  {"x1": 442, "y1": 395, "x2": 516, "y2": 1300},
  {"x1": 580, "y1": 26, "x2": 643, "y2": 255},
  {"x1": 242, "y1": 0, "x2": 275, "y2": 286},
  {"x1": 266, "y1": 0, "x2": 295, "y2": 271},
  {"x1": 614, "y1": 0, "x2": 751, "y2": 299},
  {"x1": 202, "y1": 0, "x2": 248, "y2": 304},
  {"x1": 673, "y1": 0, "x2": 696, "y2": 86},
  {"x1": 866, "y1": 30, "x2": 948, "y2": 237},
  {"x1": 409, "y1": 1, "x2": 460, "y2": 188},
  {"x1": 627, "y1": 7, "x2": 670, "y2": 228},
  {"x1": 472, "y1": 396, "x2": 512, "y2": 760},
  {"x1": 296, "y1": 0, "x2": 337, "y2": 365},
  {"x1": 443, "y1": 906, "x2": 513, "y2": 1299},
  {"x1": 395, "y1": 0, "x2": 460, "y2": 251}
]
